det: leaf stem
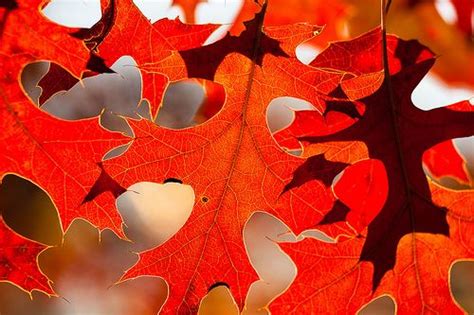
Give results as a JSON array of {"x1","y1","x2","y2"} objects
[
  {"x1": 380, "y1": 0, "x2": 411, "y2": 197},
  {"x1": 380, "y1": 0, "x2": 416, "y2": 224},
  {"x1": 380, "y1": 0, "x2": 423, "y2": 296}
]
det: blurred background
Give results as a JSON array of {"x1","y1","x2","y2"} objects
[{"x1": 1, "y1": 0, "x2": 473, "y2": 314}]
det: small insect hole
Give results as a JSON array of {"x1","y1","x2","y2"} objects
[{"x1": 201, "y1": 196, "x2": 209, "y2": 203}]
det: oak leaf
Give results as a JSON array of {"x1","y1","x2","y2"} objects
[
  {"x1": 272, "y1": 28, "x2": 474, "y2": 314},
  {"x1": 91, "y1": 4, "x2": 352, "y2": 313}
]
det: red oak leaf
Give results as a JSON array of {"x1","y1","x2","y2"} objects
[
  {"x1": 86, "y1": 5, "x2": 354, "y2": 313},
  {"x1": 272, "y1": 29, "x2": 474, "y2": 313}
]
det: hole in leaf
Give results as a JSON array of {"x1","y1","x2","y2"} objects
[
  {"x1": 267, "y1": 97, "x2": 315, "y2": 134},
  {"x1": 133, "y1": 0, "x2": 183, "y2": 23},
  {"x1": 411, "y1": 72, "x2": 474, "y2": 110},
  {"x1": 21, "y1": 56, "x2": 143, "y2": 137},
  {"x1": 198, "y1": 284, "x2": 238, "y2": 315},
  {"x1": 41, "y1": 0, "x2": 102, "y2": 28},
  {"x1": 243, "y1": 212, "x2": 298, "y2": 314},
  {"x1": 20, "y1": 61, "x2": 50, "y2": 105},
  {"x1": 266, "y1": 97, "x2": 315, "y2": 156},
  {"x1": 422, "y1": 139, "x2": 474, "y2": 190},
  {"x1": 102, "y1": 142, "x2": 133, "y2": 161},
  {"x1": 0, "y1": 174, "x2": 62, "y2": 246},
  {"x1": 301, "y1": 229, "x2": 337, "y2": 243},
  {"x1": 201, "y1": 196, "x2": 209, "y2": 203},
  {"x1": 357, "y1": 295, "x2": 396, "y2": 315},
  {"x1": 450, "y1": 260, "x2": 474, "y2": 313},
  {"x1": 35, "y1": 219, "x2": 167, "y2": 314},
  {"x1": 156, "y1": 79, "x2": 225, "y2": 129},
  {"x1": 117, "y1": 181, "x2": 195, "y2": 251},
  {"x1": 455, "y1": 136, "x2": 474, "y2": 177},
  {"x1": 196, "y1": 0, "x2": 244, "y2": 44},
  {"x1": 195, "y1": 0, "x2": 243, "y2": 25},
  {"x1": 0, "y1": 219, "x2": 168, "y2": 313},
  {"x1": 0, "y1": 281, "x2": 67, "y2": 314},
  {"x1": 295, "y1": 43, "x2": 321, "y2": 65}
]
